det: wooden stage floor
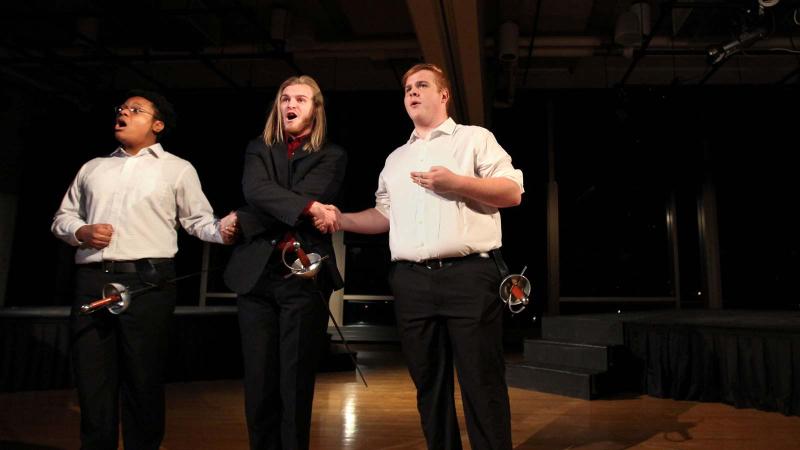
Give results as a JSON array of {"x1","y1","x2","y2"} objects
[{"x1": 1, "y1": 344, "x2": 798, "y2": 449}]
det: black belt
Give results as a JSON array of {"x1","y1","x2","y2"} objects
[
  {"x1": 404, "y1": 252, "x2": 490, "y2": 270},
  {"x1": 81, "y1": 258, "x2": 173, "y2": 274}
]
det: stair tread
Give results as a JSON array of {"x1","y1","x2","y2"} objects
[
  {"x1": 508, "y1": 361, "x2": 607, "y2": 376},
  {"x1": 525, "y1": 338, "x2": 608, "y2": 349}
]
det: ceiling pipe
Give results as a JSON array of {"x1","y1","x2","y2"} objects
[
  {"x1": 4, "y1": 36, "x2": 799, "y2": 65},
  {"x1": 496, "y1": 21, "x2": 520, "y2": 108}
]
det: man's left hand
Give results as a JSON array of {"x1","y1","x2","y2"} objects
[
  {"x1": 220, "y1": 211, "x2": 240, "y2": 244},
  {"x1": 410, "y1": 166, "x2": 462, "y2": 194}
]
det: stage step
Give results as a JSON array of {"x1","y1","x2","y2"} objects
[
  {"x1": 506, "y1": 362, "x2": 607, "y2": 400},
  {"x1": 542, "y1": 314, "x2": 626, "y2": 345},
  {"x1": 507, "y1": 315, "x2": 643, "y2": 400},
  {"x1": 523, "y1": 339, "x2": 608, "y2": 372},
  {"x1": 331, "y1": 324, "x2": 399, "y2": 342}
]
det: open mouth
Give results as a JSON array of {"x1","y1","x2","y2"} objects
[
  {"x1": 115, "y1": 118, "x2": 128, "y2": 131},
  {"x1": 287, "y1": 112, "x2": 297, "y2": 121}
]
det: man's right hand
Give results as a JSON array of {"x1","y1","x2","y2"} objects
[
  {"x1": 76, "y1": 224, "x2": 114, "y2": 249},
  {"x1": 314, "y1": 205, "x2": 389, "y2": 235},
  {"x1": 310, "y1": 203, "x2": 341, "y2": 234}
]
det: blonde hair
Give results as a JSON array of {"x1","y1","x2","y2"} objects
[{"x1": 263, "y1": 75, "x2": 327, "y2": 152}]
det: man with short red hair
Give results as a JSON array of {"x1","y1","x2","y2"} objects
[{"x1": 321, "y1": 63, "x2": 524, "y2": 450}]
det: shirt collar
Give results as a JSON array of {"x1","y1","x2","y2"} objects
[
  {"x1": 112, "y1": 143, "x2": 165, "y2": 158},
  {"x1": 408, "y1": 117, "x2": 456, "y2": 144},
  {"x1": 286, "y1": 133, "x2": 309, "y2": 145}
]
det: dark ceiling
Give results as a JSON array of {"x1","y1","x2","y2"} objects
[{"x1": 3, "y1": 0, "x2": 800, "y2": 124}]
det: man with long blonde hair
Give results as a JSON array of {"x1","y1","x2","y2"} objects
[
  {"x1": 263, "y1": 75, "x2": 328, "y2": 153},
  {"x1": 224, "y1": 75, "x2": 346, "y2": 450}
]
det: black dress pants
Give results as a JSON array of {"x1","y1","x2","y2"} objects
[
  {"x1": 69, "y1": 264, "x2": 176, "y2": 450},
  {"x1": 237, "y1": 264, "x2": 331, "y2": 450},
  {"x1": 390, "y1": 257, "x2": 512, "y2": 450}
]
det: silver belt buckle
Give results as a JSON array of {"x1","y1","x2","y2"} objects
[{"x1": 425, "y1": 259, "x2": 442, "y2": 270}]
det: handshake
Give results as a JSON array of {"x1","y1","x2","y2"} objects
[
  {"x1": 219, "y1": 211, "x2": 241, "y2": 245},
  {"x1": 309, "y1": 202, "x2": 343, "y2": 234}
]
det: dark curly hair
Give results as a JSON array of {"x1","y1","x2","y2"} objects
[{"x1": 124, "y1": 89, "x2": 177, "y2": 140}]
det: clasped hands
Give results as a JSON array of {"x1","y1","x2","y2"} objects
[
  {"x1": 310, "y1": 167, "x2": 457, "y2": 235},
  {"x1": 219, "y1": 211, "x2": 240, "y2": 244},
  {"x1": 310, "y1": 202, "x2": 342, "y2": 234}
]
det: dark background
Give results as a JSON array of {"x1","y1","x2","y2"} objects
[
  {"x1": 2, "y1": 0, "x2": 800, "y2": 332},
  {"x1": 4, "y1": 86, "x2": 799, "y2": 313}
]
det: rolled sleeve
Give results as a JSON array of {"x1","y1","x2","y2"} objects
[
  {"x1": 476, "y1": 130, "x2": 525, "y2": 193},
  {"x1": 374, "y1": 168, "x2": 391, "y2": 218}
]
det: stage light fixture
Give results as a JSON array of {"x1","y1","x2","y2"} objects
[
  {"x1": 270, "y1": 7, "x2": 290, "y2": 46},
  {"x1": 706, "y1": 28, "x2": 767, "y2": 65},
  {"x1": 498, "y1": 21, "x2": 519, "y2": 63},
  {"x1": 615, "y1": 2, "x2": 651, "y2": 48}
]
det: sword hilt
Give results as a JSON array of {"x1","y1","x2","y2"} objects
[
  {"x1": 80, "y1": 295, "x2": 121, "y2": 315},
  {"x1": 293, "y1": 241, "x2": 312, "y2": 268}
]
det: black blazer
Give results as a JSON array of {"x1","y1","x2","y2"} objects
[{"x1": 223, "y1": 137, "x2": 347, "y2": 295}]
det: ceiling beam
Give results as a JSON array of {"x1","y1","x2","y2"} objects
[
  {"x1": 73, "y1": 32, "x2": 170, "y2": 91},
  {"x1": 405, "y1": 0, "x2": 486, "y2": 126}
]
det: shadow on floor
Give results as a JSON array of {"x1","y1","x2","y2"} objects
[
  {"x1": 0, "y1": 441, "x2": 65, "y2": 450},
  {"x1": 513, "y1": 396, "x2": 696, "y2": 450}
]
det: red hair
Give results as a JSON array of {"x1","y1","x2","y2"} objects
[{"x1": 402, "y1": 63, "x2": 452, "y2": 102}]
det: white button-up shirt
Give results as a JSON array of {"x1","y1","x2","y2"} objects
[
  {"x1": 375, "y1": 118, "x2": 524, "y2": 262},
  {"x1": 51, "y1": 144, "x2": 223, "y2": 264}
]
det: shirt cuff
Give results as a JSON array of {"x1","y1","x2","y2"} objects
[
  {"x1": 302, "y1": 200, "x2": 315, "y2": 216},
  {"x1": 69, "y1": 222, "x2": 87, "y2": 246},
  {"x1": 374, "y1": 204, "x2": 390, "y2": 219},
  {"x1": 211, "y1": 222, "x2": 225, "y2": 244},
  {"x1": 497, "y1": 169, "x2": 525, "y2": 193}
]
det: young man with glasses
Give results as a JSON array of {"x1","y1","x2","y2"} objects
[{"x1": 52, "y1": 90, "x2": 238, "y2": 450}]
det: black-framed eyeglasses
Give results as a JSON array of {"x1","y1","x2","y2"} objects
[{"x1": 114, "y1": 105, "x2": 155, "y2": 116}]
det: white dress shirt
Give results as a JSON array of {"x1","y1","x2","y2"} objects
[
  {"x1": 51, "y1": 144, "x2": 223, "y2": 264},
  {"x1": 375, "y1": 118, "x2": 524, "y2": 262}
]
